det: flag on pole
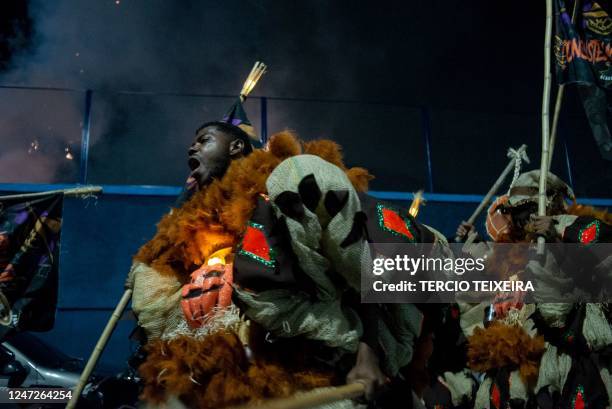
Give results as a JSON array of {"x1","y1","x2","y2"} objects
[
  {"x1": 0, "y1": 193, "x2": 63, "y2": 336},
  {"x1": 555, "y1": 0, "x2": 612, "y2": 160},
  {"x1": 555, "y1": 0, "x2": 612, "y2": 89}
]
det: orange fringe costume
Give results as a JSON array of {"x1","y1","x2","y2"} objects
[
  {"x1": 139, "y1": 332, "x2": 336, "y2": 409},
  {"x1": 131, "y1": 131, "x2": 373, "y2": 408},
  {"x1": 467, "y1": 323, "x2": 545, "y2": 388}
]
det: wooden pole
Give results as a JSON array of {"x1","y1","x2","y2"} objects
[
  {"x1": 0, "y1": 186, "x2": 102, "y2": 201},
  {"x1": 547, "y1": 86, "x2": 566, "y2": 171},
  {"x1": 539, "y1": 0, "x2": 554, "y2": 254},
  {"x1": 547, "y1": 0, "x2": 580, "y2": 171},
  {"x1": 230, "y1": 383, "x2": 365, "y2": 409},
  {"x1": 454, "y1": 145, "x2": 528, "y2": 243},
  {"x1": 66, "y1": 288, "x2": 133, "y2": 409}
]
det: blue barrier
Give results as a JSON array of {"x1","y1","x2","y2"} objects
[{"x1": 2, "y1": 183, "x2": 612, "y2": 205}]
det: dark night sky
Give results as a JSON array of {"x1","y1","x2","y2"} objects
[
  {"x1": 1, "y1": 1, "x2": 548, "y2": 109},
  {"x1": 0, "y1": 1, "x2": 608, "y2": 196}
]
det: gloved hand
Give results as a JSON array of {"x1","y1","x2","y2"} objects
[{"x1": 181, "y1": 262, "x2": 233, "y2": 328}]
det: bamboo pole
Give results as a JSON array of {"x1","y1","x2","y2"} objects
[
  {"x1": 454, "y1": 145, "x2": 528, "y2": 243},
  {"x1": 0, "y1": 186, "x2": 102, "y2": 201},
  {"x1": 230, "y1": 383, "x2": 366, "y2": 409},
  {"x1": 547, "y1": 0, "x2": 580, "y2": 171},
  {"x1": 539, "y1": 0, "x2": 554, "y2": 254},
  {"x1": 548, "y1": 87, "x2": 565, "y2": 171},
  {"x1": 66, "y1": 288, "x2": 133, "y2": 409}
]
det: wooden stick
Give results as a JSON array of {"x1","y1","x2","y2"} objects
[
  {"x1": 539, "y1": 0, "x2": 554, "y2": 254},
  {"x1": 547, "y1": 0, "x2": 580, "y2": 171},
  {"x1": 454, "y1": 145, "x2": 527, "y2": 242},
  {"x1": 230, "y1": 383, "x2": 366, "y2": 409},
  {"x1": 240, "y1": 61, "x2": 267, "y2": 99},
  {"x1": 0, "y1": 186, "x2": 102, "y2": 201},
  {"x1": 547, "y1": 85, "x2": 566, "y2": 171},
  {"x1": 66, "y1": 288, "x2": 133, "y2": 409},
  {"x1": 408, "y1": 190, "x2": 424, "y2": 218}
]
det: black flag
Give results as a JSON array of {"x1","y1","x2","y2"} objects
[
  {"x1": 0, "y1": 193, "x2": 63, "y2": 337},
  {"x1": 555, "y1": 0, "x2": 612, "y2": 161},
  {"x1": 555, "y1": 0, "x2": 611, "y2": 88}
]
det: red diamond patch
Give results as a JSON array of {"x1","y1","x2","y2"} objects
[
  {"x1": 240, "y1": 223, "x2": 274, "y2": 267},
  {"x1": 380, "y1": 207, "x2": 414, "y2": 240},
  {"x1": 580, "y1": 222, "x2": 599, "y2": 244}
]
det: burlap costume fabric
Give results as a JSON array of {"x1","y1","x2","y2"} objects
[
  {"x1": 130, "y1": 262, "x2": 184, "y2": 340},
  {"x1": 437, "y1": 370, "x2": 476, "y2": 406},
  {"x1": 130, "y1": 260, "x2": 248, "y2": 342},
  {"x1": 265, "y1": 154, "x2": 365, "y2": 294},
  {"x1": 535, "y1": 345, "x2": 573, "y2": 396},
  {"x1": 233, "y1": 154, "x2": 365, "y2": 353},
  {"x1": 474, "y1": 377, "x2": 493, "y2": 409},
  {"x1": 233, "y1": 287, "x2": 363, "y2": 353},
  {"x1": 505, "y1": 170, "x2": 574, "y2": 208},
  {"x1": 234, "y1": 154, "x2": 423, "y2": 376}
]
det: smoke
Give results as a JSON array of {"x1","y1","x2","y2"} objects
[
  {"x1": 1, "y1": 0, "x2": 377, "y2": 185},
  {"x1": 0, "y1": 0, "x2": 554, "y2": 191}
]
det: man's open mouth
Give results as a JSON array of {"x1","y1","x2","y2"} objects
[{"x1": 188, "y1": 156, "x2": 201, "y2": 172}]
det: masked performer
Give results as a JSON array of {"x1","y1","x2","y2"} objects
[
  {"x1": 128, "y1": 74, "x2": 450, "y2": 409},
  {"x1": 427, "y1": 170, "x2": 612, "y2": 409}
]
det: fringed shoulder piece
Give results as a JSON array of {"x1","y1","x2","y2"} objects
[
  {"x1": 567, "y1": 203, "x2": 612, "y2": 225},
  {"x1": 303, "y1": 139, "x2": 373, "y2": 191}
]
